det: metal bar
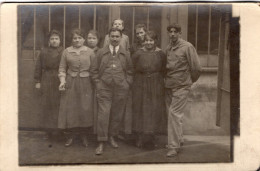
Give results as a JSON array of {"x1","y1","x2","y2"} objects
[
  {"x1": 48, "y1": 6, "x2": 51, "y2": 31},
  {"x1": 207, "y1": 5, "x2": 212, "y2": 67},
  {"x1": 147, "y1": 7, "x2": 149, "y2": 30},
  {"x1": 118, "y1": 5, "x2": 121, "y2": 18},
  {"x1": 195, "y1": 5, "x2": 198, "y2": 50},
  {"x1": 217, "y1": 12, "x2": 222, "y2": 58},
  {"x1": 78, "y1": 6, "x2": 81, "y2": 29},
  {"x1": 132, "y1": 7, "x2": 135, "y2": 45},
  {"x1": 63, "y1": 6, "x2": 66, "y2": 48},
  {"x1": 93, "y1": 6, "x2": 96, "y2": 30},
  {"x1": 33, "y1": 6, "x2": 36, "y2": 61}
]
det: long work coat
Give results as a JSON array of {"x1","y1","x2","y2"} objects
[
  {"x1": 58, "y1": 46, "x2": 95, "y2": 129},
  {"x1": 34, "y1": 46, "x2": 63, "y2": 129},
  {"x1": 132, "y1": 47, "x2": 167, "y2": 134}
]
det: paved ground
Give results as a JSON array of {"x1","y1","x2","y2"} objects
[{"x1": 19, "y1": 131, "x2": 231, "y2": 165}]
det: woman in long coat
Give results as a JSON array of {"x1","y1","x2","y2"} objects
[
  {"x1": 132, "y1": 31, "x2": 167, "y2": 148},
  {"x1": 34, "y1": 30, "x2": 63, "y2": 139},
  {"x1": 58, "y1": 29, "x2": 95, "y2": 148}
]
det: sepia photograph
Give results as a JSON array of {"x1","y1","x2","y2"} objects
[{"x1": 16, "y1": 3, "x2": 239, "y2": 165}]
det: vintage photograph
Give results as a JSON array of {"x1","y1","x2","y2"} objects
[{"x1": 17, "y1": 3, "x2": 239, "y2": 165}]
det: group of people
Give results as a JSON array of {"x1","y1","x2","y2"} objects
[{"x1": 34, "y1": 18, "x2": 201, "y2": 157}]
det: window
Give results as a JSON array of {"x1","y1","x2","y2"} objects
[{"x1": 188, "y1": 5, "x2": 221, "y2": 68}]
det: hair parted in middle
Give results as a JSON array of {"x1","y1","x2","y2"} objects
[
  {"x1": 145, "y1": 30, "x2": 158, "y2": 44},
  {"x1": 70, "y1": 28, "x2": 86, "y2": 41}
]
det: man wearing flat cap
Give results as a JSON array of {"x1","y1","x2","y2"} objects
[{"x1": 165, "y1": 23, "x2": 201, "y2": 157}]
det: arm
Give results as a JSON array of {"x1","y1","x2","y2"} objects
[
  {"x1": 34, "y1": 50, "x2": 43, "y2": 83},
  {"x1": 125, "y1": 36, "x2": 130, "y2": 52},
  {"x1": 186, "y1": 45, "x2": 202, "y2": 83},
  {"x1": 125, "y1": 51, "x2": 134, "y2": 85},
  {"x1": 89, "y1": 49, "x2": 101, "y2": 87},
  {"x1": 159, "y1": 50, "x2": 167, "y2": 77},
  {"x1": 58, "y1": 50, "x2": 67, "y2": 90}
]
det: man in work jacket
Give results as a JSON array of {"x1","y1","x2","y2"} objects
[
  {"x1": 165, "y1": 23, "x2": 202, "y2": 157},
  {"x1": 90, "y1": 27, "x2": 133, "y2": 155}
]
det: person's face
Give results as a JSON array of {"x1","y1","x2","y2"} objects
[
  {"x1": 49, "y1": 34, "x2": 61, "y2": 47},
  {"x1": 112, "y1": 20, "x2": 124, "y2": 31},
  {"x1": 109, "y1": 31, "x2": 122, "y2": 47},
  {"x1": 72, "y1": 33, "x2": 85, "y2": 48},
  {"x1": 87, "y1": 33, "x2": 98, "y2": 48},
  {"x1": 168, "y1": 27, "x2": 181, "y2": 43},
  {"x1": 136, "y1": 28, "x2": 146, "y2": 42},
  {"x1": 144, "y1": 36, "x2": 155, "y2": 51}
]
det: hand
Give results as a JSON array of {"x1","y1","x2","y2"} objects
[
  {"x1": 59, "y1": 82, "x2": 66, "y2": 91},
  {"x1": 35, "y1": 83, "x2": 41, "y2": 89}
]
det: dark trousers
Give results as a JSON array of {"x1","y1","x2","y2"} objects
[{"x1": 96, "y1": 80, "x2": 129, "y2": 141}]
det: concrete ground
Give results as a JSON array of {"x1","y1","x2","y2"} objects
[{"x1": 19, "y1": 131, "x2": 231, "y2": 165}]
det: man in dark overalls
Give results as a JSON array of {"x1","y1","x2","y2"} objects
[
  {"x1": 165, "y1": 23, "x2": 201, "y2": 157},
  {"x1": 90, "y1": 28, "x2": 133, "y2": 155}
]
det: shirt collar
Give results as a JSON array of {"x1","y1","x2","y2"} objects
[
  {"x1": 109, "y1": 44, "x2": 119, "y2": 54},
  {"x1": 67, "y1": 46, "x2": 89, "y2": 55},
  {"x1": 169, "y1": 38, "x2": 182, "y2": 50}
]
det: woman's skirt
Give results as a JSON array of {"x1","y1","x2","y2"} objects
[{"x1": 58, "y1": 75, "x2": 93, "y2": 129}]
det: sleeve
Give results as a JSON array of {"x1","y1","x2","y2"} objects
[
  {"x1": 131, "y1": 50, "x2": 140, "y2": 73},
  {"x1": 34, "y1": 50, "x2": 43, "y2": 83},
  {"x1": 125, "y1": 36, "x2": 130, "y2": 52},
  {"x1": 125, "y1": 51, "x2": 134, "y2": 85},
  {"x1": 103, "y1": 34, "x2": 110, "y2": 48},
  {"x1": 186, "y1": 45, "x2": 202, "y2": 83},
  {"x1": 159, "y1": 50, "x2": 167, "y2": 77},
  {"x1": 89, "y1": 49, "x2": 101, "y2": 86},
  {"x1": 58, "y1": 50, "x2": 67, "y2": 83}
]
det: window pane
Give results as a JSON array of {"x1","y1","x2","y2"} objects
[
  {"x1": 120, "y1": 6, "x2": 133, "y2": 45},
  {"x1": 197, "y1": 5, "x2": 209, "y2": 53},
  {"x1": 188, "y1": 5, "x2": 197, "y2": 47},
  {"x1": 50, "y1": 6, "x2": 64, "y2": 46},
  {"x1": 35, "y1": 6, "x2": 49, "y2": 49},
  {"x1": 210, "y1": 6, "x2": 221, "y2": 54},
  {"x1": 96, "y1": 5, "x2": 109, "y2": 47},
  {"x1": 149, "y1": 6, "x2": 162, "y2": 47},
  {"x1": 81, "y1": 5, "x2": 94, "y2": 34},
  {"x1": 65, "y1": 6, "x2": 79, "y2": 48},
  {"x1": 20, "y1": 5, "x2": 34, "y2": 49},
  {"x1": 134, "y1": 6, "x2": 148, "y2": 30}
]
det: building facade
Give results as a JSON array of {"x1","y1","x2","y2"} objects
[{"x1": 18, "y1": 4, "x2": 231, "y2": 135}]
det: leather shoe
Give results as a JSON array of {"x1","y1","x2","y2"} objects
[
  {"x1": 95, "y1": 143, "x2": 104, "y2": 155},
  {"x1": 166, "y1": 149, "x2": 178, "y2": 157},
  {"x1": 109, "y1": 136, "x2": 119, "y2": 148},
  {"x1": 65, "y1": 138, "x2": 73, "y2": 147}
]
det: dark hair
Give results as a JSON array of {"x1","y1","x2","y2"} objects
[
  {"x1": 167, "y1": 23, "x2": 181, "y2": 33},
  {"x1": 47, "y1": 29, "x2": 62, "y2": 40},
  {"x1": 70, "y1": 28, "x2": 85, "y2": 40},
  {"x1": 145, "y1": 31, "x2": 158, "y2": 44},
  {"x1": 108, "y1": 27, "x2": 122, "y2": 36},
  {"x1": 135, "y1": 24, "x2": 147, "y2": 32},
  {"x1": 87, "y1": 30, "x2": 100, "y2": 47},
  {"x1": 87, "y1": 30, "x2": 100, "y2": 41},
  {"x1": 112, "y1": 18, "x2": 124, "y2": 27}
]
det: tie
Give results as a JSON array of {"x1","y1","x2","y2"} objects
[{"x1": 112, "y1": 46, "x2": 116, "y2": 56}]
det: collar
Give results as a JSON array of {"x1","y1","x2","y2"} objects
[
  {"x1": 109, "y1": 44, "x2": 119, "y2": 54},
  {"x1": 67, "y1": 46, "x2": 89, "y2": 55},
  {"x1": 168, "y1": 38, "x2": 182, "y2": 51},
  {"x1": 141, "y1": 47, "x2": 161, "y2": 52}
]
